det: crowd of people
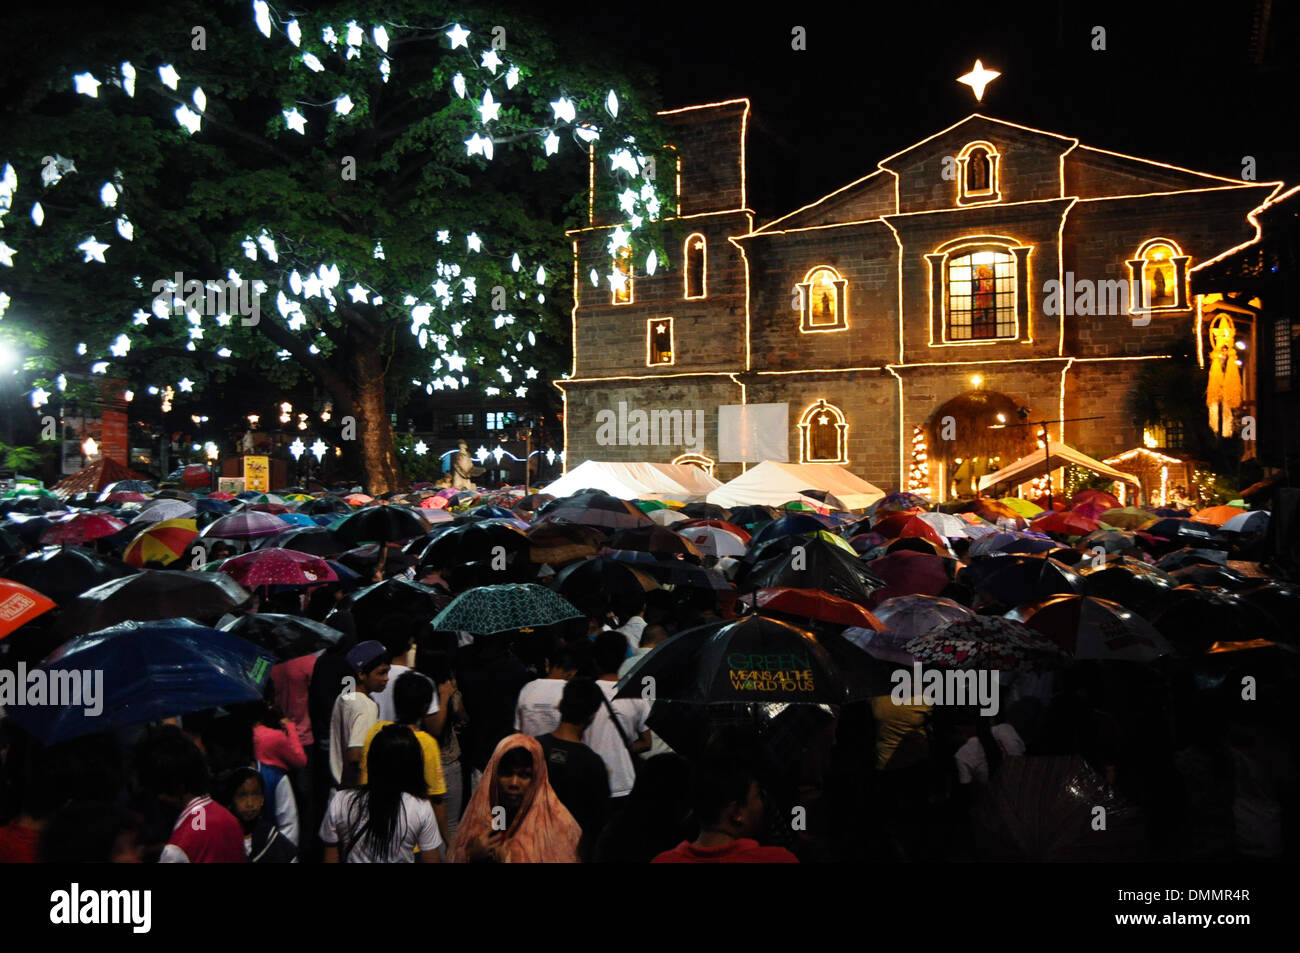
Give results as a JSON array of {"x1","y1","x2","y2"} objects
[{"x1": 0, "y1": 480, "x2": 1296, "y2": 864}]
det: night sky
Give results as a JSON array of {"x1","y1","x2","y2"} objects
[{"x1": 550, "y1": 0, "x2": 1300, "y2": 223}]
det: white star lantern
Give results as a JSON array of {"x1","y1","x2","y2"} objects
[
  {"x1": 283, "y1": 108, "x2": 308, "y2": 134},
  {"x1": 544, "y1": 132, "x2": 559, "y2": 156},
  {"x1": 159, "y1": 64, "x2": 180, "y2": 90},
  {"x1": 958, "y1": 59, "x2": 1001, "y2": 102},
  {"x1": 289, "y1": 438, "x2": 305, "y2": 459},
  {"x1": 77, "y1": 237, "x2": 110, "y2": 263},
  {"x1": 445, "y1": 24, "x2": 470, "y2": 49},
  {"x1": 73, "y1": 72, "x2": 101, "y2": 97},
  {"x1": 479, "y1": 89, "x2": 500, "y2": 123},
  {"x1": 480, "y1": 50, "x2": 502, "y2": 74},
  {"x1": 347, "y1": 284, "x2": 369, "y2": 303},
  {"x1": 550, "y1": 98, "x2": 576, "y2": 124},
  {"x1": 310, "y1": 439, "x2": 327, "y2": 461},
  {"x1": 414, "y1": 440, "x2": 428, "y2": 456}
]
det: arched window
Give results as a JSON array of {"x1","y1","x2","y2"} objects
[
  {"x1": 671, "y1": 451, "x2": 715, "y2": 476},
  {"x1": 798, "y1": 266, "x2": 848, "y2": 333},
  {"x1": 925, "y1": 236, "x2": 1032, "y2": 344},
  {"x1": 957, "y1": 141, "x2": 1001, "y2": 204},
  {"x1": 612, "y1": 244, "x2": 633, "y2": 305},
  {"x1": 647, "y1": 317, "x2": 674, "y2": 366},
  {"x1": 684, "y1": 233, "x2": 706, "y2": 299},
  {"x1": 798, "y1": 399, "x2": 849, "y2": 464},
  {"x1": 1127, "y1": 238, "x2": 1190, "y2": 314}
]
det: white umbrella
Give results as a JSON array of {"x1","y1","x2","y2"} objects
[
  {"x1": 648, "y1": 508, "x2": 689, "y2": 527},
  {"x1": 132, "y1": 499, "x2": 198, "y2": 524},
  {"x1": 676, "y1": 524, "x2": 746, "y2": 557},
  {"x1": 917, "y1": 511, "x2": 971, "y2": 538}
]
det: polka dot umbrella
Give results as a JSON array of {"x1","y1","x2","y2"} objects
[{"x1": 217, "y1": 548, "x2": 338, "y2": 588}]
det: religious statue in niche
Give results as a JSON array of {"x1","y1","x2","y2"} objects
[
  {"x1": 1205, "y1": 313, "x2": 1242, "y2": 437},
  {"x1": 972, "y1": 264, "x2": 996, "y2": 338},
  {"x1": 967, "y1": 149, "x2": 989, "y2": 192}
]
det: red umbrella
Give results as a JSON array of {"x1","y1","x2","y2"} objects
[
  {"x1": 871, "y1": 511, "x2": 946, "y2": 547},
  {"x1": 0, "y1": 579, "x2": 58, "y2": 638},
  {"x1": 1032, "y1": 496, "x2": 1069, "y2": 512},
  {"x1": 419, "y1": 496, "x2": 450, "y2": 510},
  {"x1": 104, "y1": 491, "x2": 149, "y2": 505},
  {"x1": 1070, "y1": 502, "x2": 1111, "y2": 522},
  {"x1": 745, "y1": 587, "x2": 885, "y2": 629},
  {"x1": 246, "y1": 502, "x2": 294, "y2": 515},
  {"x1": 40, "y1": 513, "x2": 128, "y2": 545},
  {"x1": 179, "y1": 464, "x2": 212, "y2": 488},
  {"x1": 1070, "y1": 489, "x2": 1119, "y2": 510},
  {"x1": 209, "y1": 491, "x2": 237, "y2": 501},
  {"x1": 1031, "y1": 511, "x2": 1099, "y2": 536},
  {"x1": 867, "y1": 550, "x2": 957, "y2": 603},
  {"x1": 218, "y1": 549, "x2": 338, "y2": 588}
]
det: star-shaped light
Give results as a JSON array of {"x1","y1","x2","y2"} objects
[
  {"x1": 413, "y1": 440, "x2": 428, "y2": 456},
  {"x1": 159, "y1": 64, "x2": 180, "y2": 90},
  {"x1": 289, "y1": 437, "x2": 305, "y2": 459},
  {"x1": 550, "y1": 97, "x2": 576, "y2": 124},
  {"x1": 283, "y1": 108, "x2": 308, "y2": 134},
  {"x1": 446, "y1": 353, "x2": 467, "y2": 372},
  {"x1": 73, "y1": 72, "x2": 101, "y2": 97},
  {"x1": 77, "y1": 237, "x2": 110, "y2": 263},
  {"x1": 479, "y1": 89, "x2": 500, "y2": 123},
  {"x1": 545, "y1": 449, "x2": 556, "y2": 466},
  {"x1": 958, "y1": 59, "x2": 1000, "y2": 102},
  {"x1": 178, "y1": 377, "x2": 194, "y2": 392},
  {"x1": 491, "y1": 446, "x2": 505, "y2": 464},
  {"x1": 335, "y1": 94, "x2": 354, "y2": 115},
  {"x1": 31, "y1": 387, "x2": 51, "y2": 408},
  {"x1": 445, "y1": 24, "x2": 470, "y2": 49},
  {"x1": 132, "y1": 309, "x2": 149, "y2": 325},
  {"x1": 175, "y1": 105, "x2": 202, "y2": 135},
  {"x1": 542, "y1": 131, "x2": 560, "y2": 157},
  {"x1": 514, "y1": 386, "x2": 528, "y2": 398},
  {"x1": 346, "y1": 21, "x2": 364, "y2": 46},
  {"x1": 347, "y1": 283, "x2": 369, "y2": 303},
  {"x1": 474, "y1": 446, "x2": 489, "y2": 462},
  {"x1": 310, "y1": 438, "x2": 327, "y2": 460},
  {"x1": 525, "y1": 366, "x2": 538, "y2": 379},
  {"x1": 466, "y1": 233, "x2": 482, "y2": 252},
  {"x1": 480, "y1": 50, "x2": 502, "y2": 74},
  {"x1": 464, "y1": 132, "x2": 487, "y2": 156},
  {"x1": 607, "y1": 270, "x2": 627, "y2": 293}
]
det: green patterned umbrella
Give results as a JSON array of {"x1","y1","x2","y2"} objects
[{"x1": 431, "y1": 583, "x2": 583, "y2": 635}]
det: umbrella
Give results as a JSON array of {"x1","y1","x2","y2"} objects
[
  {"x1": 871, "y1": 594, "x2": 974, "y2": 644},
  {"x1": 1009, "y1": 594, "x2": 1174, "y2": 661},
  {"x1": 680, "y1": 502, "x2": 728, "y2": 520},
  {"x1": 915, "y1": 511, "x2": 971, "y2": 539},
  {"x1": 5, "y1": 547, "x2": 138, "y2": 604},
  {"x1": 1190, "y1": 505, "x2": 1248, "y2": 527},
  {"x1": 972, "y1": 755, "x2": 1146, "y2": 861},
  {"x1": 1069, "y1": 489, "x2": 1120, "y2": 510},
  {"x1": 1078, "y1": 529, "x2": 1142, "y2": 556},
  {"x1": 417, "y1": 520, "x2": 530, "y2": 568},
  {"x1": 194, "y1": 497, "x2": 233, "y2": 514},
  {"x1": 1156, "y1": 547, "x2": 1228, "y2": 571},
  {"x1": 39, "y1": 513, "x2": 127, "y2": 546},
  {"x1": 553, "y1": 556, "x2": 659, "y2": 609},
  {"x1": 742, "y1": 587, "x2": 884, "y2": 629},
  {"x1": 955, "y1": 499, "x2": 1027, "y2": 529},
  {"x1": 333, "y1": 505, "x2": 428, "y2": 545},
  {"x1": 257, "y1": 525, "x2": 341, "y2": 558},
  {"x1": 57, "y1": 570, "x2": 253, "y2": 635},
  {"x1": 201, "y1": 510, "x2": 289, "y2": 540},
  {"x1": 997, "y1": 497, "x2": 1044, "y2": 518},
  {"x1": 430, "y1": 583, "x2": 583, "y2": 635},
  {"x1": 740, "y1": 538, "x2": 885, "y2": 605},
  {"x1": 97, "y1": 480, "x2": 154, "y2": 499},
  {"x1": 122, "y1": 518, "x2": 200, "y2": 568},
  {"x1": 677, "y1": 519, "x2": 751, "y2": 542},
  {"x1": 299, "y1": 496, "x2": 352, "y2": 516},
  {"x1": 1149, "y1": 586, "x2": 1285, "y2": 653},
  {"x1": 1078, "y1": 558, "x2": 1176, "y2": 614},
  {"x1": 218, "y1": 548, "x2": 338, "y2": 588},
  {"x1": 905, "y1": 616, "x2": 1069, "y2": 672},
  {"x1": 648, "y1": 508, "x2": 690, "y2": 527},
  {"x1": 1071, "y1": 502, "x2": 1112, "y2": 522},
  {"x1": 343, "y1": 493, "x2": 374, "y2": 506},
  {"x1": 865, "y1": 492, "x2": 930, "y2": 516},
  {"x1": 463, "y1": 504, "x2": 520, "y2": 521},
  {"x1": 634, "y1": 499, "x2": 673, "y2": 512},
  {"x1": 965, "y1": 554, "x2": 1082, "y2": 606},
  {"x1": 1, "y1": 619, "x2": 275, "y2": 745},
  {"x1": 1140, "y1": 518, "x2": 1216, "y2": 544},
  {"x1": 871, "y1": 511, "x2": 946, "y2": 546},
  {"x1": 219, "y1": 612, "x2": 345, "y2": 660},
  {"x1": 0, "y1": 579, "x2": 58, "y2": 638},
  {"x1": 333, "y1": 577, "x2": 445, "y2": 630},
  {"x1": 1221, "y1": 510, "x2": 1269, "y2": 534},
  {"x1": 610, "y1": 525, "x2": 702, "y2": 562},
  {"x1": 1030, "y1": 511, "x2": 1099, "y2": 537},
  {"x1": 525, "y1": 521, "x2": 606, "y2": 565},
  {"x1": 419, "y1": 496, "x2": 450, "y2": 511},
  {"x1": 726, "y1": 505, "x2": 781, "y2": 527},
  {"x1": 676, "y1": 524, "x2": 747, "y2": 558},
  {"x1": 0, "y1": 527, "x2": 24, "y2": 557},
  {"x1": 535, "y1": 492, "x2": 655, "y2": 530},
  {"x1": 103, "y1": 491, "x2": 150, "y2": 505},
  {"x1": 133, "y1": 499, "x2": 198, "y2": 524},
  {"x1": 1099, "y1": 506, "x2": 1155, "y2": 529},
  {"x1": 867, "y1": 550, "x2": 957, "y2": 602},
  {"x1": 1167, "y1": 564, "x2": 1253, "y2": 590},
  {"x1": 799, "y1": 489, "x2": 850, "y2": 511},
  {"x1": 1237, "y1": 583, "x2": 1300, "y2": 646},
  {"x1": 615, "y1": 614, "x2": 866, "y2": 705}
]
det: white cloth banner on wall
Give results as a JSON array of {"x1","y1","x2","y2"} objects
[{"x1": 717, "y1": 403, "x2": 788, "y2": 463}]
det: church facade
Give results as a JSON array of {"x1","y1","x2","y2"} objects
[{"x1": 556, "y1": 98, "x2": 1282, "y2": 499}]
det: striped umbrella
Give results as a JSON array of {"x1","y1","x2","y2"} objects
[{"x1": 123, "y1": 518, "x2": 200, "y2": 568}]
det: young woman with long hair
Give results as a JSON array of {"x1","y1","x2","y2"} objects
[{"x1": 319, "y1": 725, "x2": 442, "y2": 863}]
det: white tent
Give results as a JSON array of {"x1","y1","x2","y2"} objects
[
  {"x1": 542, "y1": 460, "x2": 722, "y2": 502},
  {"x1": 707, "y1": 461, "x2": 885, "y2": 511},
  {"x1": 977, "y1": 441, "x2": 1140, "y2": 494}
]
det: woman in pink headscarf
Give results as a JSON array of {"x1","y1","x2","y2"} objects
[{"x1": 449, "y1": 733, "x2": 582, "y2": 863}]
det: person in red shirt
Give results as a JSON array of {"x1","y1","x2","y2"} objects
[
  {"x1": 652, "y1": 755, "x2": 798, "y2": 864},
  {"x1": 135, "y1": 726, "x2": 246, "y2": 863}
]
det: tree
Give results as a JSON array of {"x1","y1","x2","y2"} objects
[{"x1": 0, "y1": 0, "x2": 674, "y2": 491}]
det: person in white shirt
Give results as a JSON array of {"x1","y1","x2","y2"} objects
[
  {"x1": 617, "y1": 624, "x2": 669, "y2": 678},
  {"x1": 586, "y1": 632, "x2": 651, "y2": 798},
  {"x1": 954, "y1": 717, "x2": 1024, "y2": 785},
  {"x1": 514, "y1": 645, "x2": 583, "y2": 737},
  {"x1": 321, "y1": 726, "x2": 442, "y2": 863},
  {"x1": 328, "y1": 641, "x2": 390, "y2": 788},
  {"x1": 602, "y1": 599, "x2": 647, "y2": 651}
]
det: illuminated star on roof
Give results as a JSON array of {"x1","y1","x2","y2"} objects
[{"x1": 958, "y1": 59, "x2": 1000, "y2": 102}]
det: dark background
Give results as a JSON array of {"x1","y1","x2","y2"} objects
[{"x1": 547, "y1": 0, "x2": 1300, "y2": 223}]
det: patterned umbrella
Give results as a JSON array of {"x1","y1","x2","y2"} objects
[
  {"x1": 431, "y1": 583, "x2": 583, "y2": 635},
  {"x1": 865, "y1": 492, "x2": 931, "y2": 517},
  {"x1": 0, "y1": 579, "x2": 57, "y2": 638},
  {"x1": 419, "y1": 495, "x2": 451, "y2": 510},
  {"x1": 40, "y1": 513, "x2": 127, "y2": 545},
  {"x1": 904, "y1": 616, "x2": 1069, "y2": 672},
  {"x1": 201, "y1": 510, "x2": 288, "y2": 540},
  {"x1": 916, "y1": 512, "x2": 971, "y2": 538},
  {"x1": 218, "y1": 548, "x2": 338, "y2": 588},
  {"x1": 134, "y1": 499, "x2": 198, "y2": 524},
  {"x1": 677, "y1": 524, "x2": 747, "y2": 558},
  {"x1": 123, "y1": 518, "x2": 200, "y2": 568}
]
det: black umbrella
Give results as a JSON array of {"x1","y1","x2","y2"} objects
[
  {"x1": 1237, "y1": 582, "x2": 1300, "y2": 646},
  {"x1": 607, "y1": 552, "x2": 733, "y2": 595},
  {"x1": 418, "y1": 520, "x2": 529, "y2": 568},
  {"x1": 298, "y1": 495, "x2": 353, "y2": 516},
  {"x1": 727, "y1": 505, "x2": 781, "y2": 527},
  {"x1": 1009, "y1": 594, "x2": 1175, "y2": 662},
  {"x1": 257, "y1": 525, "x2": 342, "y2": 557},
  {"x1": 1167, "y1": 564, "x2": 1253, "y2": 591},
  {"x1": 740, "y1": 537, "x2": 885, "y2": 604},
  {"x1": 680, "y1": 502, "x2": 728, "y2": 520},
  {"x1": 0, "y1": 526, "x2": 23, "y2": 557},
  {"x1": 332, "y1": 577, "x2": 445, "y2": 631},
  {"x1": 57, "y1": 570, "x2": 253, "y2": 636},
  {"x1": 219, "y1": 612, "x2": 346, "y2": 660},
  {"x1": 552, "y1": 556, "x2": 659, "y2": 611},
  {"x1": 1078, "y1": 559, "x2": 1176, "y2": 615},
  {"x1": 534, "y1": 492, "x2": 653, "y2": 530},
  {"x1": 963, "y1": 554, "x2": 1082, "y2": 607},
  {"x1": 1143, "y1": 519, "x2": 1216, "y2": 545},
  {"x1": 609, "y1": 525, "x2": 702, "y2": 563},
  {"x1": 333, "y1": 505, "x2": 428, "y2": 545},
  {"x1": 1149, "y1": 586, "x2": 1285, "y2": 653},
  {"x1": 5, "y1": 546, "x2": 139, "y2": 604},
  {"x1": 1156, "y1": 547, "x2": 1229, "y2": 571}
]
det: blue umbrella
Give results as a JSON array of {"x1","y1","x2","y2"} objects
[
  {"x1": 748, "y1": 513, "x2": 836, "y2": 548},
  {"x1": 194, "y1": 497, "x2": 233, "y2": 514},
  {"x1": 274, "y1": 512, "x2": 318, "y2": 527},
  {"x1": 2, "y1": 619, "x2": 274, "y2": 744}
]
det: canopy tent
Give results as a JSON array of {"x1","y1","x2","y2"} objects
[
  {"x1": 53, "y1": 457, "x2": 153, "y2": 499},
  {"x1": 542, "y1": 460, "x2": 722, "y2": 502},
  {"x1": 707, "y1": 461, "x2": 885, "y2": 511},
  {"x1": 977, "y1": 441, "x2": 1140, "y2": 495}
]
